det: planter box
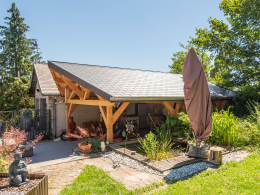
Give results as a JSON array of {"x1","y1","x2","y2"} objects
[
  {"x1": 0, "y1": 173, "x2": 48, "y2": 195},
  {"x1": 19, "y1": 144, "x2": 33, "y2": 157},
  {"x1": 78, "y1": 143, "x2": 92, "y2": 153}
]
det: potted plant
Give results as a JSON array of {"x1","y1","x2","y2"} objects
[
  {"x1": 65, "y1": 126, "x2": 92, "y2": 153},
  {"x1": 77, "y1": 137, "x2": 92, "y2": 153}
]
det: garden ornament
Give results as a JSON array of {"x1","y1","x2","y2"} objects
[
  {"x1": 9, "y1": 150, "x2": 30, "y2": 186},
  {"x1": 183, "y1": 48, "x2": 212, "y2": 143}
]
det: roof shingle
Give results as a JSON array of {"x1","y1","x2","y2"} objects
[{"x1": 48, "y1": 61, "x2": 236, "y2": 101}]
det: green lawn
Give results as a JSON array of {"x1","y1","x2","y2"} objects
[
  {"x1": 59, "y1": 165, "x2": 164, "y2": 195},
  {"x1": 152, "y1": 151, "x2": 260, "y2": 195},
  {"x1": 59, "y1": 151, "x2": 260, "y2": 195}
]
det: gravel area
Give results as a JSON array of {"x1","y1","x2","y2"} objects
[
  {"x1": 101, "y1": 151, "x2": 163, "y2": 175},
  {"x1": 222, "y1": 150, "x2": 250, "y2": 163},
  {"x1": 0, "y1": 178, "x2": 42, "y2": 195},
  {"x1": 163, "y1": 162, "x2": 214, "y2": 180},
  {"x1": 102, "y1": 150, "x2": 250, "y2": 182},
  {"x1": 101, "y1": 151, "x2": 214, "y2": 180}
]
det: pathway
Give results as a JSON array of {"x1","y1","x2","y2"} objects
[{"x1": 28, "y1": 156, "x2": 164, "y2": 195}]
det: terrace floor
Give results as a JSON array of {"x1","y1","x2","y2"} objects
[{"x1": 30, "y1": 140, "x2": 78, "y2": 164}]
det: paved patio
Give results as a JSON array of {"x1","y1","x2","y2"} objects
[{"x1": 30, "y1": 140, "x2": 78, "y2": 164}]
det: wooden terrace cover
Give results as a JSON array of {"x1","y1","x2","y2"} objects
[{"x1": 48, "y1": 61, "x2": 236, "y2": 142}]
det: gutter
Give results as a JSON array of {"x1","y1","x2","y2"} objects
[
  {"x1": 110, "y1": 96, "x2": 233, "y2": 102},
  {"x1": 110, "y1": 97, "x2": 184, "y2": 102}
]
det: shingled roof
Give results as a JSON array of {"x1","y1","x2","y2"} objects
[
  {"x1": 29, "y1": 62, "x2": 60, "y2": 96},
  {"x1": 48, "y1": 61, "x2": 236, "y2": 101}
]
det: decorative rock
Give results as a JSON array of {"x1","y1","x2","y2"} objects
[
  {"x1": 163, "y1": 162, "x2": 214, "y2": 180},
  {"x1": 9, "y1": 151, "x2": 30, "y2": 186},
  {"x1": 101, "y1": 151, "x2": 162, "y2": 175},
  {"x1": 222, "y1": 150, "x2": 250, "y2": 163},
  {"x1": 131, "y1": 151, "x2": 136, "y2": 155}
]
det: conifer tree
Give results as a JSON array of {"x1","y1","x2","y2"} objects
[{"x1": 0, "y1": 3, "x2": 41, "y2": 111}]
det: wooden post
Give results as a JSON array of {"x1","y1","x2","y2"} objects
[
  {"x1": 163, "y1": 101, "x2": 175, "y2": 117},
  {"x1": 106, "y1": 106, "x2": 113, "y2": 143},
  {"x1": 175, "y1": 103, "x2": 180, "y2": 116}
]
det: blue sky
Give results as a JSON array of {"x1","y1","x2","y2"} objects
[{"x1": 0, "y1": 0, "x2": 226, "y2": 72}]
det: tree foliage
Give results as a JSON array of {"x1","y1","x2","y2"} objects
[
  {"x1": 170, "y1": 0, "x2": 260, "y2": 90},
  {"x1": 169, "y1": 43, "x2": 213, "y2": 78},
  {"x1": 0, "y1": 3, "x2": 41, "y2": 111}
]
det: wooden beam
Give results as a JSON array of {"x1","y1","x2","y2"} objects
[
  {"x1": 163, "y1": 101, "x2": 175, "y2": 117},
  {"x1": 67, "y1": 99, "x2": 114, "y2": 106},
  {"x1": 53, "y1": 77, "x2": 64, "y2": 83},
  {"x1": 60, "y1": 76, "x2": 83, "y2": 100},
  {"x1": 68, "y1": 91, "x2": 76, "y2": 100},
  {"x1": 175, "y1": 103, "x2": 180, "y2": 114},
  {"x1": 112, "y1": 102, "x2": 129, "y2": 124},
  {"x1": 107, "y1": 106, "x2": 113, "y2": 143},
  {"x1": 99, "y1": 105, "x2": 108, "y2": 127},
  {"x1": 67, "y1": 103, "x2": 72, "y2": 117},
  {"x1": 96, "y1": 94, "x2": 107, "y2": 101},
  {"x1": 84, "y1": 90, "x2": 91, "y2": 100},
  {"x1": 70, "y1": 104, "x2": 79, "y2": 114}
]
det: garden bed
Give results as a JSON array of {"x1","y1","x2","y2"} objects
[
  {"x1": 108, "y1": 143, "x2": 202, "y2": 172},
  {"x1": 0, "y1": 173, "x2": 48, "y2": 195},
  {"x1": 124, "y1": 142, "x2": 187, "y2": 157}
]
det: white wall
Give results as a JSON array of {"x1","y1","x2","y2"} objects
[{"x1": 55, "y1": 98, "x2": 100, "y2": 137}]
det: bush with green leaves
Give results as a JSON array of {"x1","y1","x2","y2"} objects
[
  {"x1": 229, "y1": 85, "x2": 260, "y2": 118},
  {"x1": 206, "y1": 108, "x2": 244, "y2": 146},
  {"x1": 90, "y1": 138, "x2": 103, "y2": 153},
  {"x1": 136, "y1": 116, "x2": 176, "y2": 161},
  {"x1": 241, "y1": 101, "x2": 260, "y2": 146},
  {"x1": 162, "y1": 113, "x2": 190, "y2": 138}
]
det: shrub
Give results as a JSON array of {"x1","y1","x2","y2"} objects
[
  {"x1": 229, "y1": 85, "x2": 260, "y2": 117},
  {"x1": 161, "y1": 113, "x2": 191, "y2": 138},
  {"x1": 136, "y1": 117, "x2": 176, "y2": 161},
  {"x1": 206, "y1": 108, "x2": 243, "y2": 146},
  {"x1": 241, "y1": 101, "x2": 260, "y2": 146},
  {"x1": 0, "y1": 127, "x2": 43, "y2": 172},
  {"x1": 90, "y1": 139, "x2": 103, "y2": 153}
]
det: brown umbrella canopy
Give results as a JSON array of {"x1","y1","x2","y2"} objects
[{"x1": 183, "y1": 48, "x2": 212, "y2": 143}]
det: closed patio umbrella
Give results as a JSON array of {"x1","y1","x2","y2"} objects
[{"x1": 183, "y1": 48, "x2": 212, "y2": 143}]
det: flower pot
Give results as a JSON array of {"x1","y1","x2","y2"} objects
[{"x1": 78, "y1": 143, "x2": 92, "y2": 153}]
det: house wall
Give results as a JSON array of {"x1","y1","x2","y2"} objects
[
  {"x1": 53, "y1": 99, "x2": 230, "y2": 137},
  {"x1": 55, "y1": 98, "x2": 100, "y2": 137}
]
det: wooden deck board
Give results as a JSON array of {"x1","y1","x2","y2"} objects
[{"x1": 109, "y1": 144, "x2": 202, "y2": 172}]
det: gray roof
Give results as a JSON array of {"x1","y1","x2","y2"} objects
[
  {"x1": 29, "y1": 63, "x2": 60, "y2": 96},
  {"x1": 48, "y1": 61, "x2": 236, "y2": 101}
]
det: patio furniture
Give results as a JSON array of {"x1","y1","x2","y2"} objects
[{"x1": 209, "y1": 146, "x2": 224, "y2": 165}]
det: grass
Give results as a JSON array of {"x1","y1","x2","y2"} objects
[
  {"x1": 60, "y1": 151, "x2": 260, "y2": 195},
  {"x1": 59, "y1": 165, "x2": 165, "y2": 195},
  {"x1": 151, "y1": 151, "x2": 260, "y2": 195}
]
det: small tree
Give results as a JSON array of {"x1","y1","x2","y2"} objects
[
  {"x1": 0, "y1": 127, "x2": 43, "y2": 172},
  {"x1": 0, "y1": 3, "x2": 42, "y2": 111}
]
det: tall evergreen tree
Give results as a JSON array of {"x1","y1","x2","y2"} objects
[{"x1": 0, "y1": 3, "x2": 41, "y2": 111}]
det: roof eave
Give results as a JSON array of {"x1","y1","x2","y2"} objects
[
  {"x1": 48, "y1": 61, "x2": 112, "y2": 101},
  {"x1": 110, "y1": 97, "x2": 184, "y2": 102}
]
